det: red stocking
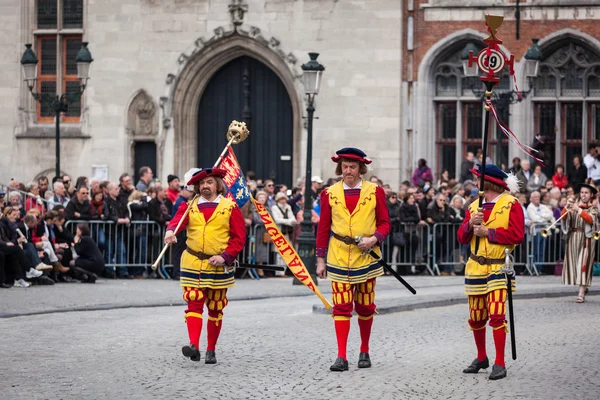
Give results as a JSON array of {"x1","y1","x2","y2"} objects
[{"x1": 334, "y1": 318, "x2": 351, "y2": 360}]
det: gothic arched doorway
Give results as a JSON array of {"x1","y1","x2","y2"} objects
[{"x1": 197, "y1": 56, "x2": 294, "y2": 186}]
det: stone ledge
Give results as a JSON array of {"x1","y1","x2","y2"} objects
[{"x1": 16, "y1": 124, "x2": 91, "y2": 139}]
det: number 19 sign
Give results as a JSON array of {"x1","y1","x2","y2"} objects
[{"x1": 477, "y1": 49, "x2": 505, "y2": 75}]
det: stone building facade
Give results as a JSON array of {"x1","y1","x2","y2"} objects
[
  {"x1": 3, "y1": 0, "x2": 599, "y2": 189},
  {"x1": 404, "y1": 0, "x2": 600, "y2": 181},
  {"x1": 0, "y1": 0, "x2": 402, "y2": 187}
]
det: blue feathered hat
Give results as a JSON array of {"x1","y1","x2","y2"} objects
[{"x1": 469, "y1": 164, "x2": 520, "y2": 193}]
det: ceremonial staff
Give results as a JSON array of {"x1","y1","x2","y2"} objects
[
  {"x1": 465, "y1": 15, "x2": 512, "y2": 254},
  {"x1": 151, "y1": 122, "x2": 250, "y2": 271}
]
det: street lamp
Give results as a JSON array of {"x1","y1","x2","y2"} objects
[
  {"x1": 294, "y1": 52, "x2": 325, "y2": 286},
  {"x1": 21, "y1": 42, "x2": 94, "y2": 179}
]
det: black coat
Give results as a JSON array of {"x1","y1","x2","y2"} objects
[
  {"x1": 398, "y1": 202, "x2": 421, "y2": 224},
  {"x1": 568, "y1": 164, "x2": 588, "y2": 191},
  {"x1": 103, "y1": 196, "x2": 128, "y2": 223},
  {"x1": 460, "y1": 160, "x2": 474, "y2": 183},
  {"x1": 427, "y1": 204, "x2": 454, "y2": 224},
  {"x1": 53, "y1": 225, "x2": 74, "y2": 245},
  {"x1": 128, "y1": 200, "x2": 148, "y2": 221},
  {"x1": 74, "y1": 236, "x2": 105, "y2": 271},
  {"x1": 0, "y1": 217, "x2": 15, "y2": 244},
  {"x1": 387, "y1": 201, "x2": 401, "y2": 231},
  {"x1": 148, "y1": 198, "x2": 173, "y2": 225},
  {"x1": 65, "y1": 197, "x2": 92, "y2": 220}
]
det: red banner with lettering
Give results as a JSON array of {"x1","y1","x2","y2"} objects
[{"x1": 251, "y1": 197, "x2": 332, "y2": 309}]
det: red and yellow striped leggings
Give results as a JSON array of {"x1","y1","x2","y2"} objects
[
  {"x1": 468, "y1": 289, "x2": 507, "y2": 331},
  {"x1": 331, "y1": 279, "x2": 377, "y2": 321}
]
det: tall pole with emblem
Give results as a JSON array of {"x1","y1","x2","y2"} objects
[{"x1": 465, "y1": 15, "x2": 514, "y2": 255}]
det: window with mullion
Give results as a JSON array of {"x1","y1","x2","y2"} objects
[
  {"x1": 62, "y1": 36, "x2": 82, "y2": 121},
  {"x1": 63, "y1": 0, "x2": 83, "y2": 29},
  {"x1": 37, "y1": 36, "x2": 57, "y2": 122},
  {"x1": 37, "y1": 0, "x2": 58, "y2": 29},
  {"x1": 436, "y1": 102, "x2": 457, "y2": 178},
  {"x1": 562, "y1": 102, "x2": 583, "y2": 168}
]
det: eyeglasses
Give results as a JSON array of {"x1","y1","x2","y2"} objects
[
  {"x1": 391, "y1": 196, "x2": 397, "y2": 199},
  {"x1": 63, "y1": 180, "x2": 71, "y2": 184},
  {"x1": 266, "y1": 184, "x2": 274, "y2": 187}
]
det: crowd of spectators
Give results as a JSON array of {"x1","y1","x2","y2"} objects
[{"x1": 3, "y1": 145, "x2": 599, "y2": 287}]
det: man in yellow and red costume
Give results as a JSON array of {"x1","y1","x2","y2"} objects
[
  {"x1": 316, "y1": 147, "x2": 391, "y2": 372},
  {"x1": 164, "y1": 168, "x2": 246, "y2": 364},
  {"x1": 457, "y1": 164, "x2": 524, "y2": 380}
]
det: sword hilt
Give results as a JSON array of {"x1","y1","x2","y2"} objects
[{"x1": 501, "y1": 248, "x2": 515, "y2": 277}]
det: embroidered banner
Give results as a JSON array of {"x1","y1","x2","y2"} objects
[
  {"x1": 251, "y1": 197, "x2": 332, "y2": 309},
  {"x1": 219, "y1": 146, "x2": 251, "y2": 208}
]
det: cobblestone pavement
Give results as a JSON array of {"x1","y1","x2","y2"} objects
[
  {"x1": 1, "y1": 295, "x2": 599, "y2": 399},
  {"x1": 0, "y1": 275, "x2": 587, "y2": 317}
]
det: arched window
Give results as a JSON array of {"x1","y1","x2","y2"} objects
[
  {"x1": 533, "y1": 40, "x2": 600, "y2": 176},
  {"x1": 434, "y1": 42, "x2": 510, "y2": 180}
]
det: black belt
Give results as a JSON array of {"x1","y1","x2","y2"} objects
[
  {"x1": 332, "y1": 232, "x2": 356, "y2": 245},
  {"x1": 186, "y1": 247, "x2": 213, "y2": 260},
  {"x1": 470, "y1": 254, "x2": 505, "y2": 265}
]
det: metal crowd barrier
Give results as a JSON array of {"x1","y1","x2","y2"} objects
[
  {"x1": 381, "y1": 223, "x2": 434, "y2": 275},
  {"x1": 60, "y1": 218, "x2": 594, "y2": 279}
]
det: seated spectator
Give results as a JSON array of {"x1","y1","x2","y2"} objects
[
  {"x1": 66, "y1": 185, "x2": 92, "y2": 220},
  {"x1": 25, "y1": 181, "x2": 45, "y2": 214},
  {"x1": 16, "y1": 213, "x2": 52, "y2": 272},
  {"x1": 7, "y1": 192, "x2": 25, "y2": 219},
  {"x1": 0, "y1": 207, "x2": 41, "y2": 287},
  {"x1": 0, "y1": 252, "x2": 12, "y2": 288},
  {"x1": 69, "y1": 223, "x2": 103, "y2": 283}
]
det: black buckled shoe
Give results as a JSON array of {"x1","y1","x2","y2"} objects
[
  {"x1": 358, "y1": 352, "x2": 371, "y2": 368},
  {"x1": 463, "y1": 357, "x2": 489, "y2": 373},
  {"x1": 205, "y1": 350, "x2": 217, "y2": 364},
  {"x1": 329, "y1": 357, "x2": 349, "y2": 372},
  {"x1": 182, "y1": 344, "x2": 201, "y2": 362},
  {"x1": 488, "y1": 364, "x2": 507, "y2": 380}
]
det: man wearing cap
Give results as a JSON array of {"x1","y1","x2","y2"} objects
[
  {"x1": 316, "y1": 147, "x2": 391, "y2": 372},
  {"x1": 166, "y1": 174, "x2": 180, "y2": 204},
  {"x1": 561, "y1": 183, "x2": 598, "y2": 303},
  {"x1": 310, "y1": 176, "x2": 324, "y2": 208},
  {"x1": 164, "y1": 168, "x2": 246, "y2": 364},
  {"x1": 457, "y1": 164, "x2": 524, "y2": 380}
]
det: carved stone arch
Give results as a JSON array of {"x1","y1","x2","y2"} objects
[
  {"x1": 165, "y1": 31, "x2": 303, "y2": 177},
  {"x1": 126, "y1": 89, "x2": 161, "y2": 180}
]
